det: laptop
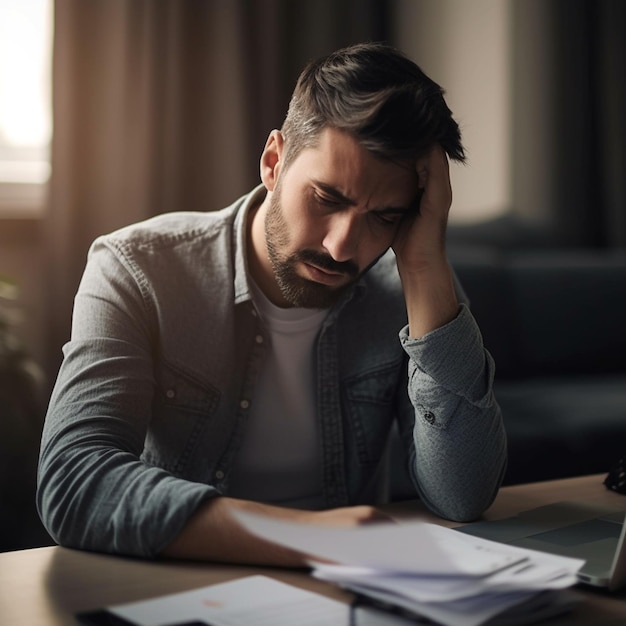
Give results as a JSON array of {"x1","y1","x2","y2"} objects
[{"x1": 457, "y1": 500, "x2": 626, "y2": 591}]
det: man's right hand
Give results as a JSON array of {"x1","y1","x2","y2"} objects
[{"x1": 160, "y1": 497, "x2": 391, "y2": 567}]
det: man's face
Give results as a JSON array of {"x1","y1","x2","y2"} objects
[{"x1": 258, "y1": 127, "x2": 420, "y2": 308}]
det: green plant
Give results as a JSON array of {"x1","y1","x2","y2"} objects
[
  {"x1": 0, "y1": 274, "x2": 24, "y2": 364},
  {"x1": 0, "y1": 274, "x2": 49, "y2": 550}
]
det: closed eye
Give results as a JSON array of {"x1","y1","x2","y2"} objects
[
  {"x1": 372, "y1": 210, "x2": 405, "y2": 226},
  {"x1": 314, "y1": 191, "x2": 342, "y2": 207},
  {"x1": 312, "y1": 182, "x2": 354, "y2": 208}
]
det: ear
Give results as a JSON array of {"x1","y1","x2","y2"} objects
[{"x1": 260, "y1": 130, "x2": 284, "y2": 192}]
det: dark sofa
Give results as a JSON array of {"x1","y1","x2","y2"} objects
[{"x1": 450, "y1": 246, "x2": 626, "y2": 486}]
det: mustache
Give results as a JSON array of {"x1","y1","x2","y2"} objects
[{"x1": 295, "y1": 249, "x2": 359, "y2": 278}]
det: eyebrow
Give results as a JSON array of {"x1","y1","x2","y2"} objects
[{"x1": 313, "y1": 180, "x2": 419, "y2": 216}]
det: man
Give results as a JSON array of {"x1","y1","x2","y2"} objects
[{"x1": 37, "y1": 43, "x2": 506, "y2": 566}]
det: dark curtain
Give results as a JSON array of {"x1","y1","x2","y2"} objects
[
  {"x1": 551, "y1": 0, "x2": 626, "y2": 247},
  {"x1": 44, "y1": 0, "x2": 389, "y2": 387},
  {"x1": 510, "y1": 0, "x2": 626, "y2": 248}
]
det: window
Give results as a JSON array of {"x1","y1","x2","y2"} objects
[{"x1": 0, "y1": 0, "x2": 53, "y2": 217}]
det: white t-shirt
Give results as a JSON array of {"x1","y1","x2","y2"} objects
[{"x1": 227, "y1": 281, "x2": 328, "y2": 509}]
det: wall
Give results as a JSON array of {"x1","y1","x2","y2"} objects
[{"x1": 391, "y1": 0, "x2": 512, "y2": 225}]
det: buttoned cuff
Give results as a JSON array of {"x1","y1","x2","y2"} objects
[{"x1": 399, "y1": 304, "x2": 492, "y2": 403}]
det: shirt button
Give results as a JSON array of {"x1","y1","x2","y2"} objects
[
  {"x1": 423, "y1": 411, "x2": 436, "y2": 424},
  {"x1": 240, "y1": 399, "x2": 250, "y2": 409},
  {"x1": 255, "y1": 335, "x2": 263, "y2": 344},
  {"x1": 165, "y1": 389, "x2": 175, "y2": 399},
  {"x1": 215, "y1": 470, "x2": 225, "y2": 480}
]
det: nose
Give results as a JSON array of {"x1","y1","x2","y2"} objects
[{"x1": 322, "y1": 211, "x2": 361, "y2": 263}]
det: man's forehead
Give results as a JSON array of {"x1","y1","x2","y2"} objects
[{"x1": 296, "y1": 128, "x2": 415, "y2": 176}]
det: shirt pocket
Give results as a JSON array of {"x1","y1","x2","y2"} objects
[
  {"x1": 143, "y1": 361, "x2": 220, "y2": 477},
  {"x1": 343, "y1": 361, "x2": 401, "y2": 467}
]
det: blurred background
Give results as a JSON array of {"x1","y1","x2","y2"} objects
[{"x1": 0, "y1": 0, "x2": 624, "y2": 551}]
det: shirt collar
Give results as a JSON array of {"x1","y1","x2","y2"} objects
[{"x1": 233, "y1": 184, "x2": 267, "y2": 305}]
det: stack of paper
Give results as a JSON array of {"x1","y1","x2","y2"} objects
[{"x1": 234, "y1": 511, "x2": 584, "y2": 626}]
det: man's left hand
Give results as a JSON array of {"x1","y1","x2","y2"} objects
[
  {"x1": 392, "y1": 144, "x2": 459, "y2": 338},
  {"x1": 392, "y1": 144, "x2": 452, "y2": 275}
]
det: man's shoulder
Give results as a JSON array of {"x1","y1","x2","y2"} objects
[
  {"x1": 100, "y1": 204, "x2": 238, "y2": 252},
  {"x1": 345, "y1": 250, "x2": 404, "y2": 313},
  {"x1": 364, "y1": 249, "x2": 402, "y2": 292},
  {"x1": 336, "y1": 250, "x2": 407, "y2": 351}
]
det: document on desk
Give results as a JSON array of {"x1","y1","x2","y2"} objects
[
  {"x1": 76, "y1": 575, "x2": 351, "y2": 626},
  {"x1": 232, "y1": 510, "x2": 524, "y2": 576},
  {"x1": 233, "y1": 510, "x2": 585, "y2": 626}
]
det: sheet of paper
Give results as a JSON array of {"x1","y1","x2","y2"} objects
[
  {"x1": 101, "y1": 575, "x2": 348, "y2": 626},
  {"x1": 232, "y1": 510, "x2": 524, "y2": 576}
]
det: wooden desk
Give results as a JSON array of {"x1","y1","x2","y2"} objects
[{"x1": 2, "y1": 474, "x2": 626, "y2": 625}]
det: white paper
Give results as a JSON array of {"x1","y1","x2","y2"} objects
[
  {"x1": 232, "y1": 510, "x2": 524, "y2": 576},
  {"x1": 107, "y1": 575, "x2": 348, "y2": 626}
]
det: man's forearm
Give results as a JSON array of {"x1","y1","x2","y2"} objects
[
  {"x1": 399, "y1": 258, "x2": 460, "y2": 338},
  {"x1": 160, "y1": 497, "x2": 388, "y2": 566},
  {"x1": 400, "y1": 305, "x2": 507, "y2": 521}
]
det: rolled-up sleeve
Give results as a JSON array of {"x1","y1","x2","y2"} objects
[
  {"x1": 399, "y1": 304, "x2": 507, "y2": 522},
  {"x1": 37, "y1": 238, "x2": 217, "y2": 557}
]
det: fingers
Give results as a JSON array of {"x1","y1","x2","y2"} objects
[
  {"x1": 304, "y1": 505, "x2": 393, "y2": 527},
  {"x1": 416, "y1": 144, "x2": 452, "y2": 212},
  {"x1": 417, "y1": 162, "x2": 428, "y2": 190},
  {"x1": 417, "y1": 144, "x2": 450, "y2": 184},
  {"x1": 348, "y1": 505, "x2": 395, "y2": 524}
]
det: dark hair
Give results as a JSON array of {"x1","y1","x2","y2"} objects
[{"x1": 280, "y1": 42, "x2": 465, "y2": 168}]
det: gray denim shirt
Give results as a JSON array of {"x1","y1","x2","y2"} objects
[{"x1": 37, "y1": 186, "x2": 506, "y2": 558}]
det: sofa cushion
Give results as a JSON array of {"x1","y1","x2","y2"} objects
[
  {"x1": 451, "y1": 248, "x2": 626, "y2": 378},
  {"x1": 508, "y1": 252, "x2": 626, "y2": 376},
  {"x1": 449, "y1": 246, "x2": 519, "y2": 377},
  {"x1": 496, "y1": 374, "x2": 626, "y2": 484}
]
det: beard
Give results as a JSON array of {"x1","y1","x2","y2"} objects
[{"x1": 264, "y1": 185, "x2": 360, "y2": 309}]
